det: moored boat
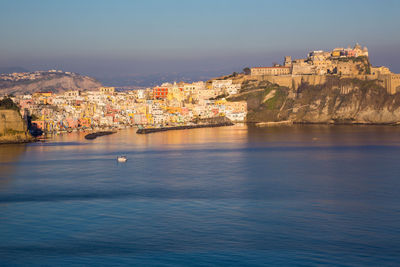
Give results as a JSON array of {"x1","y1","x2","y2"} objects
[{"x1": 117, "y1": 156, "x2": 127, "y2": 162}]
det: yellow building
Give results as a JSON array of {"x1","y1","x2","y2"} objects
[
  {"x1": 32, "y1": 92, "x2": 53, "y2": 104},
  {"x1": 99, "y1": 87, "x2": 115, "y2": 94},
  {"x1": 215, "y1": 99, "x2": 227, "y2": 105},
  {"x1": 371, "y1": 66, "x2": 391, "y2": 75},
  {"x1": 33, "y1": 92, "x2": 53, "y2": 98},
  {"x1": 251, "y1": 66, "x2": 291, "y2": 76},
  {"x1": 167, "y1": 107, "x2": 181, "y2": 114},
  {"x1": 331, "y1": 50, "x2": 341, "y2": 57}
]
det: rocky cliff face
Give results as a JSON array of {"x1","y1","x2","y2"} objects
[
  {"x1": 0, "y1": 74, "x2": 102, "y2": 95},
  {"x1": 0, "y1": 110, "x2": 33, "y2": 143},
  {"x1": 230, "y1": 77, "x2": 400, "y2": 124}
]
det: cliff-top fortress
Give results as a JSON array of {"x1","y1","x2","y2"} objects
[{"x1": 250, "y1": 43, "x2": 400, "y2": 94}]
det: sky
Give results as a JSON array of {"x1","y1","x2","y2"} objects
[{"x1": 1, "y1": 0, "x2": 399, "y2": 81}]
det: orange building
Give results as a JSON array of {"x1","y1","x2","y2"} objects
[
  {"x1": 31, "y1": 120, "x2": 45, "y2": 130},
  {"x1": 153, "y1": 87, "x2": 169, "y2": 99}
]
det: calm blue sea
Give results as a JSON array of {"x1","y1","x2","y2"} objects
[{"x1": 1, "y1": 125, "x2": 400, "y2": 266}]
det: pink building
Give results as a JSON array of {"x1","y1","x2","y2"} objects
[
  {"x1": 65, "y1": 118, "x2": 78, "y2": 128},
  {"x1": 19, "y1": 99, "x2": 33, "y2": 109},
  {"x1": 181, "y1": 107, "x2": 189, "y2": 115},
  {"x1": 347, "y1": 50, "x2": 356, "y2": 57}
]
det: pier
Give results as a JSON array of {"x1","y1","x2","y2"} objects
[{"x1": 137, "y1": 117, "x2": 234, "y2": 134}]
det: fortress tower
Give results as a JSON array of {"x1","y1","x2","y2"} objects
[{"x1": 284, "y1": 56, "x2": 292, "y2": 67}]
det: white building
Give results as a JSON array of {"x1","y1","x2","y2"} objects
[{"x1": 212, "y1": 79, "x2": 232, "y2": 90}]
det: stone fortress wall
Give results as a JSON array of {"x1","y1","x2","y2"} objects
[
  {"x1": 250, "y1": 73, "x2": 400, "y2": 94},
  {"x1": 250, "y1": 43, "x2": 400, "y2": 94}
]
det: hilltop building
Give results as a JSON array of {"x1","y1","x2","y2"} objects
[
  {"x1": 251, "y1": 66, "x2": 291, "y2": 76},
  {"x1": 250, "y1": 43, "x2": 400, "y2": 94},
  {"x1": 251, "y1": 43, "x2": 370, "y2": 76}
]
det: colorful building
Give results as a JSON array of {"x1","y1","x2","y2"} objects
[{"x1": 153, "y1": 87, "x2": 169, "y2": 99}]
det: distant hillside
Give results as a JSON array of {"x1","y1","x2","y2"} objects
[
  {"x1": 0, "y1": 71, "x2": 102, "y2": 95},
  {"x1": 0, "y1": 67, "x2": 30, "y2": 74}
]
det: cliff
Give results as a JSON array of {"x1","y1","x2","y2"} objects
[
  {"x1": 229, "y1": 77, "x2": 400, "y2": 124},
  {"x1": 0, "y1": 73, "x2": 102, "y2": 95},
  {"x1": 0, "y1": 109, "x2": 33, "y2": 144}
]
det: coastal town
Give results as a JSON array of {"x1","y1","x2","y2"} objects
[
  {"x1": 2, "y1": 43, "x2": 400, "y2": 135},
  {"x1": 9, "y1": 80, "x2": 246, "y2": 134}
]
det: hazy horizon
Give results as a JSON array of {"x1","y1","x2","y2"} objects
[{"x1": 1, "y1": 0, "x2": 399, "y2": 83}]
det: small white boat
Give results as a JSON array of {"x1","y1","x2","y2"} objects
[{"x1": 117, "y1": 156, "x2": 127, "y2": 162}]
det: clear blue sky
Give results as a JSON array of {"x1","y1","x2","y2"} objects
[{"x1": 1, "y1": 0, "x2": 399, "y2": 78}]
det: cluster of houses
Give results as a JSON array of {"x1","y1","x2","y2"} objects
[{"x1": 10, "y1": 79, "x2": 246, "y2": 133}]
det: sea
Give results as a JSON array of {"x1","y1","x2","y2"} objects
[{"x1": 1, "y1": 124, "x2": 400, "y2": 266}]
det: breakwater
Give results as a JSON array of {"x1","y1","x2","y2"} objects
[
  {"x1": 256, "y1": 120, "x2": 293, "y2": 127},
  {"x1": 137, "y1": 121, "x2": 234, "y2": 134},
  {"x1": 84, "y1": 131, "x2": 116, "y2": 140}
]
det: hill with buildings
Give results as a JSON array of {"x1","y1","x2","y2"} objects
[
  {"x1": 0, "y1": 70, "x2": 102, "y2": 95},
  {"x1": 219, "y1": 43, "x2": 400, "y2": 124}
]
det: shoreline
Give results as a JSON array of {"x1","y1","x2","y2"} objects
[
  {"x1": 0, "y1": 133, "x2": 35, "y2": 145},
  {"x1": 292, "y1": 121, "x2": 400, "y2": 126},
  {"x1": 0, "y1": 139, "x2": 34, "y2": 145},
  {"x1": 248, "y1": 121, "x2": 400, "y2": 127}
]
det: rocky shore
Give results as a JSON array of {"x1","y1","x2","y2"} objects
[
  {"x1": 0, "y1": 109, "x2": 34, "y2": 144},
  {"x1": 0, "y1": 132, "x2": 34, "y2": 144}
]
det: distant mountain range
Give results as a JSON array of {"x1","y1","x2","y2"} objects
[{"x1": 0, "y1": 66, "x2": 243, "y2": 92}]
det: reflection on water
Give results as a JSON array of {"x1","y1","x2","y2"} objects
[
  {"x1": 1, "y1": 125, "x2": 400, "y2": 265},
  {"x1": 0, "y1": 145, "x2": 26, "y2": 191}
]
